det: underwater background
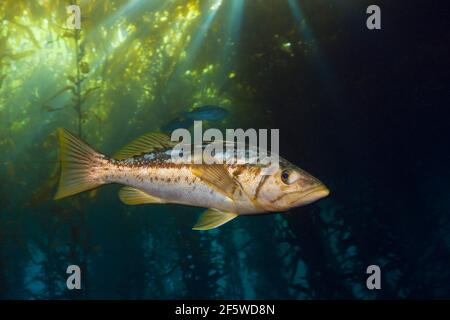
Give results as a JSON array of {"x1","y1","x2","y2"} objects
[{"x1": 0, "y1": 0, "x2": 449, "y2": 299}]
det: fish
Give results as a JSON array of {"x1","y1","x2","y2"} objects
[
  {"x1": 161, "y1": 105, "x2": 230, "y2": 132},
  {"x1": 161, "y1": 117, "x2": 194, "y2": 132},
  {"x1": 183, "y1": 105, "x2": 230, "y2": 121},
  {"x1": 54, "y1": 128, "x2": 330, "y2": 230}
]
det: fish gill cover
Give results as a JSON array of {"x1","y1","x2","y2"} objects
[{"x1": 0, "y1": 0, "x2": 449, "y2": 300}]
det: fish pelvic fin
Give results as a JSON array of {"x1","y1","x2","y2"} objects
[
  {"x1": 192, "y1": 208, "x2": 238, "y2": 231},
  {"x1": 54, "y1": 128, "x2": 107, "y2": 200},
  {"x1": 118, "y1": 186, "x2": 166, "y2": 205}
]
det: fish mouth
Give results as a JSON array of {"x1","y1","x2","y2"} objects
[{"x1": 289, "y1": 185, "x2": 330, "y2": 206}]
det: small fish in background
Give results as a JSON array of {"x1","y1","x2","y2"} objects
[
  {"x1": 160, "y1": 105, "x2": 230, "y2": 133},
  {"x1": 53, "y1": 128, "x2": 329, "y2": 230},
  {"x1": 161, "y1": 117, "x2": 194, "y2": 133},
  {"x1": 183, "y1": 105, "x2": 230, "y2": 121}
]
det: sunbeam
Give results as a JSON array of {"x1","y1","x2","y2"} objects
[
  {"x1": 161, "y1": 0, "x2": 224, "y2": 104},
  {"x1": 287, "y1": 0, "x2": 330, "y2": 83}
]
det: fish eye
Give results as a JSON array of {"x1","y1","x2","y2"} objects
[{"x1": 281, "y1": 170, "x2": 290, "y2": 184}]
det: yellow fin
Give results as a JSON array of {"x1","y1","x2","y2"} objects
[
  {"x1": 54, "y1": 128, "x2": 105, "y2": 200},
  {"x1": 118, "y1": 186, "x2": 166, "y2": 205},
  {"x1": 191, "y1": 165, "x2": 239, "y2": 199},
  {"x1": 192, "y1": 209, "x2": 238, "y2": 230},
  {"x1": 113, "y1": 132, "x2": 175, "y2": 160}
]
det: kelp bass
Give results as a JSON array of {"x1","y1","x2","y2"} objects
[{"x1": 54, "y1": 129, "x2": 329, "y2": 230}]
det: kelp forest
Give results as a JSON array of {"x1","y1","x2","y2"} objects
[{"x1": 0, "y1": 0, "x2": 449, "y2": 299}]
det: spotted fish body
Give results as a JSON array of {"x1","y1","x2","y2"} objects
[
  {"x1": 106, "y1": 160, "x2": 265, "y2": 214},
  {"x1": 55, "y1": 129, "x2": 329, "y2": 230}
]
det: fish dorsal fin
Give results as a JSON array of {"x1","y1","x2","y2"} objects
[
  {"x1": 192, "y1": 208, "x2": 238, "y2": 230},
  {"x1": 118, "y1": 186, "x2": 166, "y2": 205},
  {"x1": 191, "y1": 164, "x2": 239, "y2": 199},
  {"x1": 113, "y1": 132, "x2": 176, "y2": 160}
]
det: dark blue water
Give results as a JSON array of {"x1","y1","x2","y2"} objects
[{"x1": 0, "y1": 0, "x2": 448, "y2": 299}]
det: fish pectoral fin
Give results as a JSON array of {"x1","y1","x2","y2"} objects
[
  {"x1": 191, "y1": 164, "x2": 239, "y2": 199},
  {"x1": 118, "y1": 186, "x2": 166, "y2": 205},
  {"x1": 192, "y1": 208, "x2": 238, "y2": 230},
  {"x1": 113, "y1": 132, "x2": 176, "y2": 160}
]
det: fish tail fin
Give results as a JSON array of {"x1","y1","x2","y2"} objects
[{"x1": 54, "y1": 128, "x2": 108, "y2": 200}]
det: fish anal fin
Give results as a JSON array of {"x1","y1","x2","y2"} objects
[
  {"x1": 118, "y1": 186, "x2": 166, "y2": 205},
  {"x1": 113, "y1": 132, "x2": 176, "y2": 160},
  {"x1": 192, "y1": 208, "x2": 238, "y2": 230},
  {"x1": 191, "y1": 165, "x2": 238, "y2": 199}
]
